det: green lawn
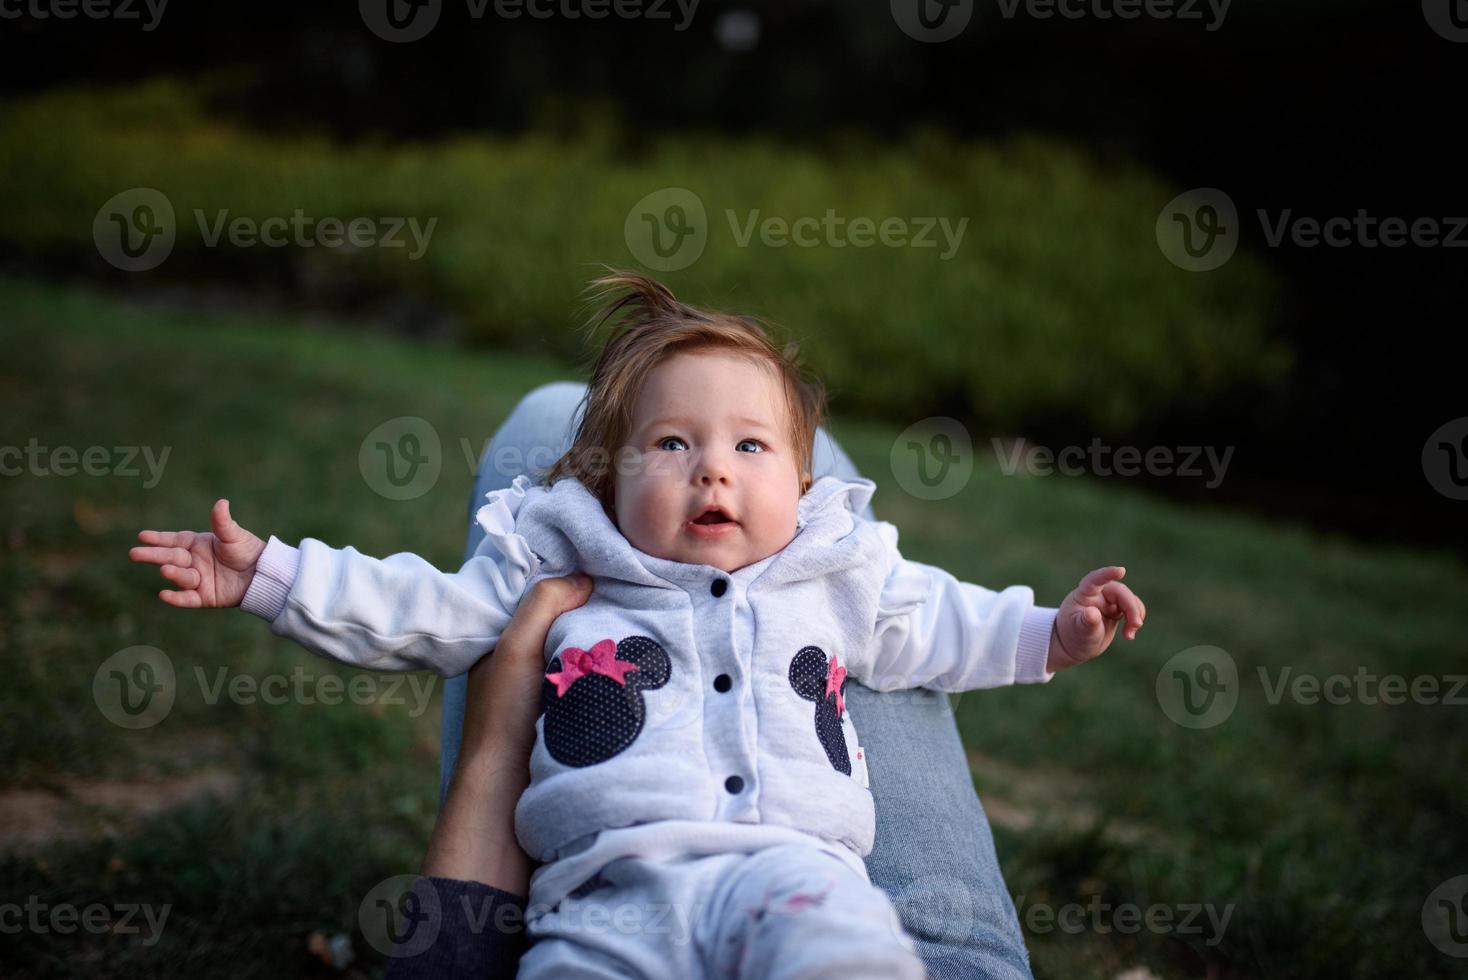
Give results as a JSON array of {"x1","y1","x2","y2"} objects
[{"x1": 1, "y1": 278, "x2": 1462, "y2": 978}]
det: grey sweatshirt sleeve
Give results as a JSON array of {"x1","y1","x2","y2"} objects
[{"x1": 853, "y1": 521, "x2": 1057, "y2": 691}]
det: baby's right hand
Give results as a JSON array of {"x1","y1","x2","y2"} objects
[{"x1": 129, "y1": 500, "x2": 266, "y2": 608}]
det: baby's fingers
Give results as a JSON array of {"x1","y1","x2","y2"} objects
[
  {"x1": 130, "y1": 545, "x2": 192, "y2": 567},
  {"x1": 159, "y1": 564, "x2": 200, "y2": 590},
  {"x1": 137, "y1": 529, "x2": 191, "y2": 548},
  {"x1": 1101, "y1": 582, "x2": 1146, "y2": 638},
  {"x1": 158, "y1": 589, "x2": 203, "y2": 609},
  {"x1": 1076, "y1": 565, "x2": 1125, "y2": 598}
]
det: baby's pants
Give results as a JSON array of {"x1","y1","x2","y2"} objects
[{"x1": 518, "y1": 843, "x2": 927, "y2": 979}]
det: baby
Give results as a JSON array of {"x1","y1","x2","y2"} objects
[{"x1": 130, "y1": 273, "x2": 1145, "y2": 979}]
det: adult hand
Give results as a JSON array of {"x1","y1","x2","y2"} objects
[{"x1": 422, "y1": 573, "x2": 593, "y2": 891}]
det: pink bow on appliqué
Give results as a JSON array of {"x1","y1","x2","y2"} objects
[
  {"x1": 546, "y1": 639, "x2": 640, "y2": 697},
  {"x1": 825, "y1": 654, "x2": 847, "y2": 718}
]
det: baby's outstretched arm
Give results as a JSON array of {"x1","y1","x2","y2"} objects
[
  {"x1": 129, "y1": 499, "x2": 265, "y2": 608},
  {"x1": 129, "y1": 500, "x2": 532, "y2": 676},
  {"x1": 1046, "y1": 565, "x2": 1146, "y2": 672}
]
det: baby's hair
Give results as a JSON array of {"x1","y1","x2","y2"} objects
[{"x1": 543, "y1": 270, "x2": 827, "y2": 515}]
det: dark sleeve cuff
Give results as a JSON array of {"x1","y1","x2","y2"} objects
[{"x1": 382, "y1": 877, "x2": 528, "y2": 980}]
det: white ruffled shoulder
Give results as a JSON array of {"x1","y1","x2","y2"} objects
[
  {"x1": 870, "y1": 519, "x2": 933, "y2": 623},
  {"x1": 473, "y1": 473, "x2": 544, "y2": 586}
]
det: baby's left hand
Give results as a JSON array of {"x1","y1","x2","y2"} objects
[{"x1": 1047, "y1": 566, "x2": 1146, "y2": 673}]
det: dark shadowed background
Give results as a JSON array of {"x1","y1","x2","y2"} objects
[{"x1": 1, "y1": 2, "x2": 1465, "y2": 978}]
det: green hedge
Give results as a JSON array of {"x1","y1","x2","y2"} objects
[{"x1": 0, "y1": 79, "x2": 1287, "y2": 434}]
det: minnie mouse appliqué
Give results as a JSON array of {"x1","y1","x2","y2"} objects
[
  {"x1": 789, "y1": 646, "x2": 851, "y2": 775},
  {"x1": 541, "y1": 636, "x2": 671, "y2": 767}
]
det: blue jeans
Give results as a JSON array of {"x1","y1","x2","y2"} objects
[{"x1": 440, "y1": 382, "x2": 1033, "y2": 979}]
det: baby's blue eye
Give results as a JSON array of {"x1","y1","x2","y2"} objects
[
  {"x1": 737, "y1": 439, "x2": 763, "y2": 453},
  {"x1": 657, "y1": 436, "x2": 688, "y2": 452}
]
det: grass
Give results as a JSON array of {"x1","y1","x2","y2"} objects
[{"x1": 1, "y1": 278, "x2": 1463, "y2": 978}]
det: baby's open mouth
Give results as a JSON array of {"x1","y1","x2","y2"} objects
[{"x1": 692, "y1": 508, "x2": 735, "y2": 525}]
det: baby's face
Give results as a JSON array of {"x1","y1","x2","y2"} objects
[{"x1": 613, "y1": 350, "x2": 808, "y2": 573}]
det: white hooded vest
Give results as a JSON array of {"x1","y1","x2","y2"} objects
[{"x1": 242, "y1": 473, "x2": 1056, "y2": 905}]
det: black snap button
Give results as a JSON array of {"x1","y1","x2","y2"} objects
[
  {"x1": 724, "y1": 775, "x2": 744, "y2": 794},
  {"x1": 713, "y1": 673, "x2": 732, "y2": 693},
  {"x1": 710, "y1": 578, "x2": 728, "y2": 597}
]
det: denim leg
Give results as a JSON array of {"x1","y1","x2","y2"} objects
[
  {"x1": 445, "y1": 383, "x2": 1033, "y2": 979},
  {"x1": 439, "y1": 381, "x2": 588, "y2": 797}
]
